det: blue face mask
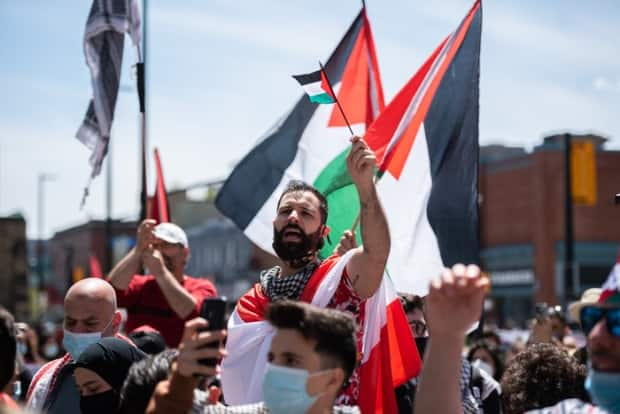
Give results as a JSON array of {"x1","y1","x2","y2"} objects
[
  {"x1": 62, "y1": 318, "x2": 112, "y2": 361},
  {"x1": 586, "y1": 368, "x2": 620, "y2": 413},
  {"x1": 16, "y1": 341, "x2": 28, "y2": 356},
  {"x1": 262, "y1": 363, "x2": 327, "y2": 414}
]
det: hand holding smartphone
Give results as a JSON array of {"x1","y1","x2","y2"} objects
[{"x1": 198, "y1": 298, "x2": 227, "y2": 367}]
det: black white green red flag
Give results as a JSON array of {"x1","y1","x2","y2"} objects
[
  {"x1": 216, "y1": 8, "x2": 420, "y2": 414},
  {"x1": 292, "y1": 70, "x2": 336, "y2": 104}
]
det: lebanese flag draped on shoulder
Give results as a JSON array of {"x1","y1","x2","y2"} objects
[{"x1": 366, "y1": 0, "x2": 482, "y2": 299}]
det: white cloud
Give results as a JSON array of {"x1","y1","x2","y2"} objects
[{"x1": 593, "y1": 76, "x2": 620, "y2": 92}]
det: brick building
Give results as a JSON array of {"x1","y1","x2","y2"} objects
[
  {"x1": 480, "y1": 133, "x2": 620, "y2": 326},
  {"x1": 0, "y1": 215, "x2": 29, "y2": 320},
  {"x1": 47, "y1": 220, "x2": 137, "y2": 303}
]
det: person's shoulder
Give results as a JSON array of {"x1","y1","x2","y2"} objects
[
  {"x1": 33, "y1": 355, "x2": 70, "y2": 381},
  {"x1": 185, "y1": 275, "x2": 216, "y2": 288},
  {"x1": 525, "y1": 398, "x2": 606, "y2": 413},
  {"x1": 320, "y1": 254, "x2": 341, "y2": 266}
]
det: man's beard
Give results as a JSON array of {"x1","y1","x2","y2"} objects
[{"x1": 272, "y1": 224, "x2": 325, "y2": 268}]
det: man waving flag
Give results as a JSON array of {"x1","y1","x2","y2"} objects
[{"x1": 217, "y1": 8, "x2": 422, "y2": 414}]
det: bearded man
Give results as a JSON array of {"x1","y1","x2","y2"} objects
[{"x1": 221, "y1": 136, "x2": 390, "y2": 407}]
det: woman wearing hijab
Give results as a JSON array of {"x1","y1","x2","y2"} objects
[{"x1": 74, "y1": 337, "x2": 146, "y2": 414}]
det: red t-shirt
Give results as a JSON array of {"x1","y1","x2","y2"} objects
[{"x1": 115, "y1": 275, "x2": 217, "y2": 347}]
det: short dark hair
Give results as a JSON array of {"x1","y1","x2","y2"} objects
[
  {"x1": 0, "y1": 307, "x2": 16, "y2": 390},
  {"x1": 277, "y1": 180, "x2": 328, "y2": 225},
  {"x1": 400, "y1": 294, "x2": 424, "y2": 314},
  {"x1": 118, "y1": 349, "x2": 177, "y2": 414},
  {"x1": 501, "y1": 343, "x2": 588, "y2": 414},
  {"x1": 266, "y1": 300, "x2": 356, "y2": 384},
  {"x1": 128, "y1": 330, "x2": 167, "y2": 355}
]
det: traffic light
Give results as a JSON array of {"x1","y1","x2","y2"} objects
[{"x1": 570, "y1": 140, "x2": 597, "y2": 205}]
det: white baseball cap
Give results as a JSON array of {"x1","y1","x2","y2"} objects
[{"x1": 153, "y1": 223, "x2": 188, "y2": 248}]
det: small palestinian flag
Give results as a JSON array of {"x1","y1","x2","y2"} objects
[{"x1": 293, "y1": 70, "x2": 335, "y2": 104}]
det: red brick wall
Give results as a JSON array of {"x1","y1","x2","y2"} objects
[{"x1": 480, "y1": 149, "x2": 620, "y2": 304}]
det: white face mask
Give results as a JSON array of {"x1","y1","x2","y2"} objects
[
  {"x1": 43, "y1": 343, "x2": 59, "y2": 359},
  {"x1": 62, "y1": 317, "x2": 113, "y2": 360},
  {"x1": 472, "y1": 358, "x2": 495, "y2": 378}
]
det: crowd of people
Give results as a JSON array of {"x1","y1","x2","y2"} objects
[{"x1": 1, "y1": 136, "x2": 619, "y2": 413}]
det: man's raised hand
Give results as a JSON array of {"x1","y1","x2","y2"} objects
[
  {"x1": 346, "y1": 136, "x2": 376, "y2": 191},
  {"x1": 426, "y1": 264, "x2": 489, "y2": 338},
  {"x1": 176, "y1": 317, "x2": 227, "y2": 378}
]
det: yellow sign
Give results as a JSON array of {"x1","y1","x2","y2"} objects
[
  {"x1": 571, "y1": 141, "x2": 597, "y2": 206},
  {"x1": 73, "y1": 266, "x2": 86, "y2": 284}
]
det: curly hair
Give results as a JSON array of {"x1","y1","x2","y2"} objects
[{"x1": 501, "y1": 343, "x2": 588, "y2": 414}]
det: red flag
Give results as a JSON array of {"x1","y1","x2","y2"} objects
[
  {"x1": 149, "y1": 148, "x2": 170, "y2": 223},
  {"x1": 89, "y1": 253, "x2": 103, "y2": 279}
]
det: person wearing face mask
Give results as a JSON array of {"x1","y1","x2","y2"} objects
[
  {"x1": 14, "y1": 322, "x2": 47, "y2": 402},
  {"x1": 222, "y1": 136, "x2": 393, "y2": 407},
  {"x1": 396, "y1": 294, "x2": 502, "y2": 414},
  {"x1": 147, "y1": 300, "x2": 359, "y2": 414},
  {"x1": 467, "y1": 341, "x2": 504, "y2": 382},
  {"x1": 25, "y1": 278, "x2": 125, "y2": 413},
  {"x1": 526, "y1": 256, "x2": 620, "y2": 414},
  {"x1": 108, "y1": 221, "x2": 218, "y2": 347},
  {"x1": 74, "y1": 337, "x2": 146, "y2": 414}
]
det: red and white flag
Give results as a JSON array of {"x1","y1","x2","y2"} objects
[{"x1": 149, "y1": 148, "x2": 170, "y2": 223}]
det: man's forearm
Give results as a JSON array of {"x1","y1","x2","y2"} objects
[
  {"x1": 153, "y1": 269, "x2": 197, "y2": 319},
  {"x1": 106, "y1": 248, "x2": 141, "y2": 290},
  {"x1": 358, "y1": 184, "x2": 390, "y2": 260},
  {"x1": 415, "y1": 333, "x2": 464, "y2": 414},
  {"x1": 352, "y1": 183, "x2": 390, "y2": 297},
  {"x1": 146, "y1": 362, "x2": 198, "y2": 414}
]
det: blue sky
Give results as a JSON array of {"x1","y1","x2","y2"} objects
[{"x1": 1, "y1": 0, "x2": 619, "y2": 239}]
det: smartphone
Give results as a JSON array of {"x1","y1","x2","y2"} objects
[{"x1": 198, "y1": 298, "x2": 227, "y2": 367}]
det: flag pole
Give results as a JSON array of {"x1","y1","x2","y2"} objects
[
  {"x1": 138, "y1": 62, "x2": 147, "y2": 221},
  {"x1": 137, "y1": 0, "x2": 148, "y2": 222},
  {"x1": 319, "y1": 61, "x2": 355, "y2": 136}
]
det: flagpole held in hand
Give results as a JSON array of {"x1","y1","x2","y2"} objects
[{"x1": 319, "y1": 61, "x2": 355, "y2": 136}]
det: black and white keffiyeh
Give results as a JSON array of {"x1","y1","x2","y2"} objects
[
  {"x1": 77, "y1": 0, "x2": 141, "y2": 206},
  {"x1": 259, "y1": 260, "x2": 320, "y2": 301}
]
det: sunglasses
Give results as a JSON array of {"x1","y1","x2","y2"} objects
[
  {"x1": 580, "y1": 305, "x2": 620, "y2": 337},
  {"x1": 408, "y1": 320, "x2": 427, "y2": 336}
]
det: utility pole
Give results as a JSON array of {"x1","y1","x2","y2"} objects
[
  {"x1": 563, "y1": 133, "x2": 575, "y2": 308},
  {"x1": 37, "y1": 173, "x2": 55, "y2": 313}
]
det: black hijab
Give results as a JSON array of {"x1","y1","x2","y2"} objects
[{"x1": 76, "y1": 337, "x2": 146, "y2": 391}]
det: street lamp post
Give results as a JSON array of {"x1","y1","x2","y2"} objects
[{"x1": 37, "y1": 173, "x2": 55, "y2": 296}]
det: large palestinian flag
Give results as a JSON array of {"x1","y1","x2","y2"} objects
[
  {"x1": 367, "y1": 0, "x2": 482, "y2": 296},
  {"x1": 216, "y1": 8, "x2": 384, "y2": 257}
]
